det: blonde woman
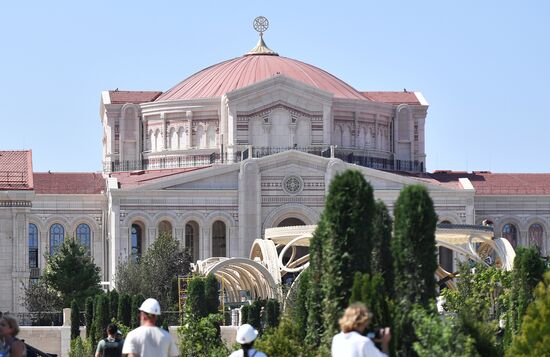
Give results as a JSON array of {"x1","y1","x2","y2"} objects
[
  {"x1": 331, "y1": 303, "x2": 390, "y2": 357},
  {"x1": 0, "y1": 315, "x2": 26, "y2": 357}
]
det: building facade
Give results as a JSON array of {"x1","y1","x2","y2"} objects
[{"x1": 1, "y1": 30, "x2": 549, "y2": 313}]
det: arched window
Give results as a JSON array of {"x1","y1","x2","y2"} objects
[
  {"x1": 502, "y1": 223, "x2": 518, "y2": 249},
  {"x1": 158, "y1": 220, "x2": 173, "y2": 237},
  {"x1": 438, "y1": 220, "x2": 453, "y2": 272},
  {"x1": 529, "y1": 224, "x2": 544, "y2": 249},
  {"x1": 76, "y1": 223, "x2": 91, "y2": 254},
  {"x1": 185, "y1": 221, "x2": 200, "y2": 262},
  {"x1": 277, "y1": 217, "x2": 306, "y2": 227},
  {"x1": 131, "y1": 223, "x2": 143, "y2": 260},
  {"x1": 29, "y1": 224, "x2": 39, "y2": 268},
  {"x1": 49, "y1": 224, "x2": 64, "y2": 255},
  {"x1": 212, "y1": 221, "x2": 226, "y2": 257}
]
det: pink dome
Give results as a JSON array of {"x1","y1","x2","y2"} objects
[{"x1": 156, "y1": 54, "x2": 365, "y2": 101}]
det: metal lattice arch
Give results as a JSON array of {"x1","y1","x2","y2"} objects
[{"x1": 196, "y1": 224, "x2": 516, "y2": 303}]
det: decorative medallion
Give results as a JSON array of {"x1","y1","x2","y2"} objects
[{"x1": 282, "y1": 175, "x2": 303, "y2": 195}]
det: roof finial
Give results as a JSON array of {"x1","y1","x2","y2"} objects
[{"x1": 246, "y1": 16, "x2": 278, "y2": 56}]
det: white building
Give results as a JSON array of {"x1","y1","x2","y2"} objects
[{"x1": 1, "y1": 27, "x2": 549, "y2": 313}]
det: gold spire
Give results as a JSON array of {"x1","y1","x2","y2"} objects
[
  {"x1": 245, "y1": 16, "x2": 278, "y2": 56},
  {"x1": 246, "y1": 33, "x2": 278, "y2": 56}
]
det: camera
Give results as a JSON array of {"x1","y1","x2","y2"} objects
[{"x1": 366, "y1": 328, "x2": 382, "y2": 340}]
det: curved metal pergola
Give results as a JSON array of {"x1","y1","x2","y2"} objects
[{"x1": 196, "y1": 224, "x2": 516, "y2": 303}]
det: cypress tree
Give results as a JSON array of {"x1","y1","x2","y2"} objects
[
  {"x1": 187, "y1": 277, "x2": 206, "y2": 319},
  {"x1": 241, "y1": 304, "x2": 250, "y2": 325},
  {"x1": 391, "y1": 184, "x2": 438, "y2": 356},
  {"x1": 319, "y1": 170, "x2": 375, "y2": 343},
  {"x1": 108, "y1": 290, "x2": 119, "y2": 320},
  {"x1": 117, "y1": 293, "x2": 132, "y2": 327},
  {"x1": 305, "y1": 219, "x2": 326, "y2": 347},
  {"x1": 349, "y1": 272, "x2": 363, "y2": 304},
  {"x1": 292, "y1": 268, "x2": 310, "y2": 340},
  {"x1": 84, "y1": 296, "x2": 94, "y2": 338},
  {"x1": 70, "y1": 299, "x2": 80, "y2": 340},
  {"x1": 265, "y1": 299, "x2": 280, "y2": 328},
  {"x1": 371, "y1": 200, "x2": 395, "y2": 298},
  {"x1": 130, "y1": 294, "x2": 145, "y2": 328},
  {"x1": 247, "y1": 300, "x2": 262, "y2": 331},
  {"x1": 508, "y1": 246, "x2": 546, "y2": 337},
  {"x1": 204, "y1": 274, "x2": 220, "y2": 315},
  {"x1": 92, "y1": 295, "x2": 110, "y2": 343}
]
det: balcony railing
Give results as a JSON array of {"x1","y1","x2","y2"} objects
[{"x1": 104, "y1": 147, "x2": 424, "y2": 174}]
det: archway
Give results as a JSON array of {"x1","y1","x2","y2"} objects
[{"x1": 277, "y1": 217, "x2": 305, "y2": 227}]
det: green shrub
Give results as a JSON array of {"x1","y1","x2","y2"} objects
[
  {"x1": 265, "y1": 299, "x2": 280, "y2": 329},
  {"x1": 69, "y1": 337, "x2": 93, "y2": 357},
  {"x1": 130, "y1": 293, "x2": 145, "y2": 328},
  {"x1": 178, "y1": 312, "x2": 227, "y2": 357},
  {"x1": 70, "y1": 299, "x2": 80, "y2": 340},
  {"x1": 240, "y1": 304, "x2": 250, "y2": 325},
  {"x1": 247, "y1": 300, "x2": 262, "y2": 331},
  {"x1": 108, "y1": 289, "x2": 119, "y2": 320},
  {"x1": 84, "y1": 296, "x2": 94, "y2": 338},
  {"x1": 204, "y1": 274, "x2": 220, "y2": 315},
  {"x1": 117, "y1": 293, "x2": 132, "y2": 327},
  {"x1": 255, "y1": 317, "x2": 317, "y2": 357},
  {"x1": 187, "y1": 277, "x2": 207, "y2": 319}
]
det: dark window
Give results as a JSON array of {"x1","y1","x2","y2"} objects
[
  {"x1": 212, "y1": 221, "x2": 226, "y2": 257},
  {"x1": 158, "y1": 220, "x2": 173, "y2": 237},
  {"x1": 277, "y1": 217, "x2": 306, "y2": 227},
  {"x1": 76, "y1": 223, "x2": 91, "y2": 254},
  {"x1": 29, "y1": 223, "x2": 39, "y2": 268},
  {"x1": 131, "y1": 224, "x2": 143, "y2": 260},
  {"x1": 49, "y1": 224, "x2": 64, "y2": 255},
  {"x1": 502, "y1": 223, "x2": 518, "y2": 248},
  {"x1": 528, "y1": 224, "x2": 543, "y2": 249}
]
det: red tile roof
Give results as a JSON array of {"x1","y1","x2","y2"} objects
[
  {"x1": 157, "y1": 55, "x2": 366, "y2": 101},
  {"x1": 108, "y1": 90, "x2": 162, "y2": 104},
  {"x1": 404, "y1": 171, "x2": 550, "y2": 195},
  {"x1": 0, "y1": 150, "x2": 33, "y2": 190},
  {"x1": 361, "y1": 91, "x2": 421, "y2": 105},
  {"x1": 33, "y1": 172, "x2": 105, "y2": 194},
  {"x1": 111, "y1": 166, "x2": 210, "y2": 189}
]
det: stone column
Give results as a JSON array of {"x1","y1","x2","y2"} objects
[
  {"x1": 109, "y1": 195, "x2": 121, "y2": 289},
  {"x1": 186, "y1": 111, "x2": 193, "y2": 149},
  {"x1": 238, "y1": 160, "x2": 261, "y2": 257},
  {"x1": 201, "y1": 227, "x2": 211, "y2": 259},
  {"x1": 322, "y1": 104, "x2": 332, "y2": 145}
]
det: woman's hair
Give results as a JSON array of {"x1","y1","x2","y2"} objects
[
  {"x1": 338, "y1": 303, "x2": 372, "y2": 333},
  {"x1": 241, "y1": 342, "x2": 254, "y2": 357},
  {"x1": 2, "y1": 315, "x2": 21, "y2": 336}
]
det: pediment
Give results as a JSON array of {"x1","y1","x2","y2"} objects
[{"x1": 165, "y1": 171, "x2": 239, "y2": 190}]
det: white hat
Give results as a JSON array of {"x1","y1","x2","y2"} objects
[
  {"x1": 236, "y1": 324, "x2": 258, "y2": 344},
  {"x1": 139, "y1": 298, "x2": 161, "y2": 315}
]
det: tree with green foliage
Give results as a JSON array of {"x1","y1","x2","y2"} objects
[
  {"x1": 305, "y1": 219, "x2": 325, "y2": 347},
  {"x1": 22, "y1": 238, "x2": 100, "y2": 319},
  {"x1": 187, "y1": 277, "x2": 207, "y2": 319},
  {"x1": 506, "y1": 272, "x2": 550, "y2": 356},
  {"x1": 130, "y1": 294, "x2": 145, "y2": 328},
  {"x1": 291, "y1": 268, "x2": 310, "y2": 340},
  {"x1": 349, "y1": 272, "x2": 391, "y2": 327},
  {"x1": 411, "y1": 307, "x2": 479, "y2": 357},
  {"x1": 371, "y1": 200, "x2": 395, "y2": 298},
  {"x1": 255, "y1": 317, "x2": 317, "y2": 357},
  {"x1": 204, "y1": 274, "x2": 220, "y2": 315},
  {"x1": 84, "y1": 296, "x2": 94, "y2": 338},
  {"x1": 23, "y1": 280, "x2": 63, "y2": 325},
  {"x1": 178, "y1": 312, "x2": 227, "y2": 357},
  {"x1": 309, "y1": 170, "x2": 376, "y2": 344},
  {"x1": 116, "y1": 233, "x2": 192, "y2": 311},
  {"x1": 69, "y1": 337, "x2": 93, "y2": 357},
  {"x1": 70, "y1": 300, "x2": 80, "y2": 340},
  {"x1": 507, "y1": 246, "x2": 546, "y2": 337},
  {"x1": 41, "y1": 239, "x2": 101, "y2": 308},
  {"x1": 265, "y1": 299, "x2": 280, "y2": 329},
  {"x1": 240, "y1": 304, "x2": 250, "y2": 325},
  {"x1": 108, "y1": 290, "x2": 119, "y2": 320},
  {"x1": 391, "y1": 184, "x2": 438, "y2": 356},
  {"x1": 247, "y1": 300, "x2": 262, "y2": 332},
  {"x1": 92, "y1": 294, "x2": 110, "y2": 343},
  {"x1": 117, "y1": 293, "x2": 132, "y2": 327}
]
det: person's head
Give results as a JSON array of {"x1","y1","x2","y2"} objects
[
  {"x1": 236, "y1": 324, "x2": 258, "y2": 352},
  {"x1": 339, "y1": 303, "x2": 372, "y2": 334},
  {"x1": 0, "y1": 315, "x2": 20, "y2": 338},
  {"x1": 138, "y1": 298, "x2": 161, "y2": 325},
  {"x1": 106, "y1": 323, "x2": 117, "y2": 337}
]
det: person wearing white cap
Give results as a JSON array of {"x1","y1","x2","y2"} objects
[
  {"x1": 122, "y1": 298, "x2": 179, "y2": 357},
  {"x1": 229, "y1": 324, "x2": 267, "y2": 357}
]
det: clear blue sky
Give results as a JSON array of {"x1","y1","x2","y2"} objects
[{"x1": 1, "y1": 1, "x2": 548, "y2": 173}]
